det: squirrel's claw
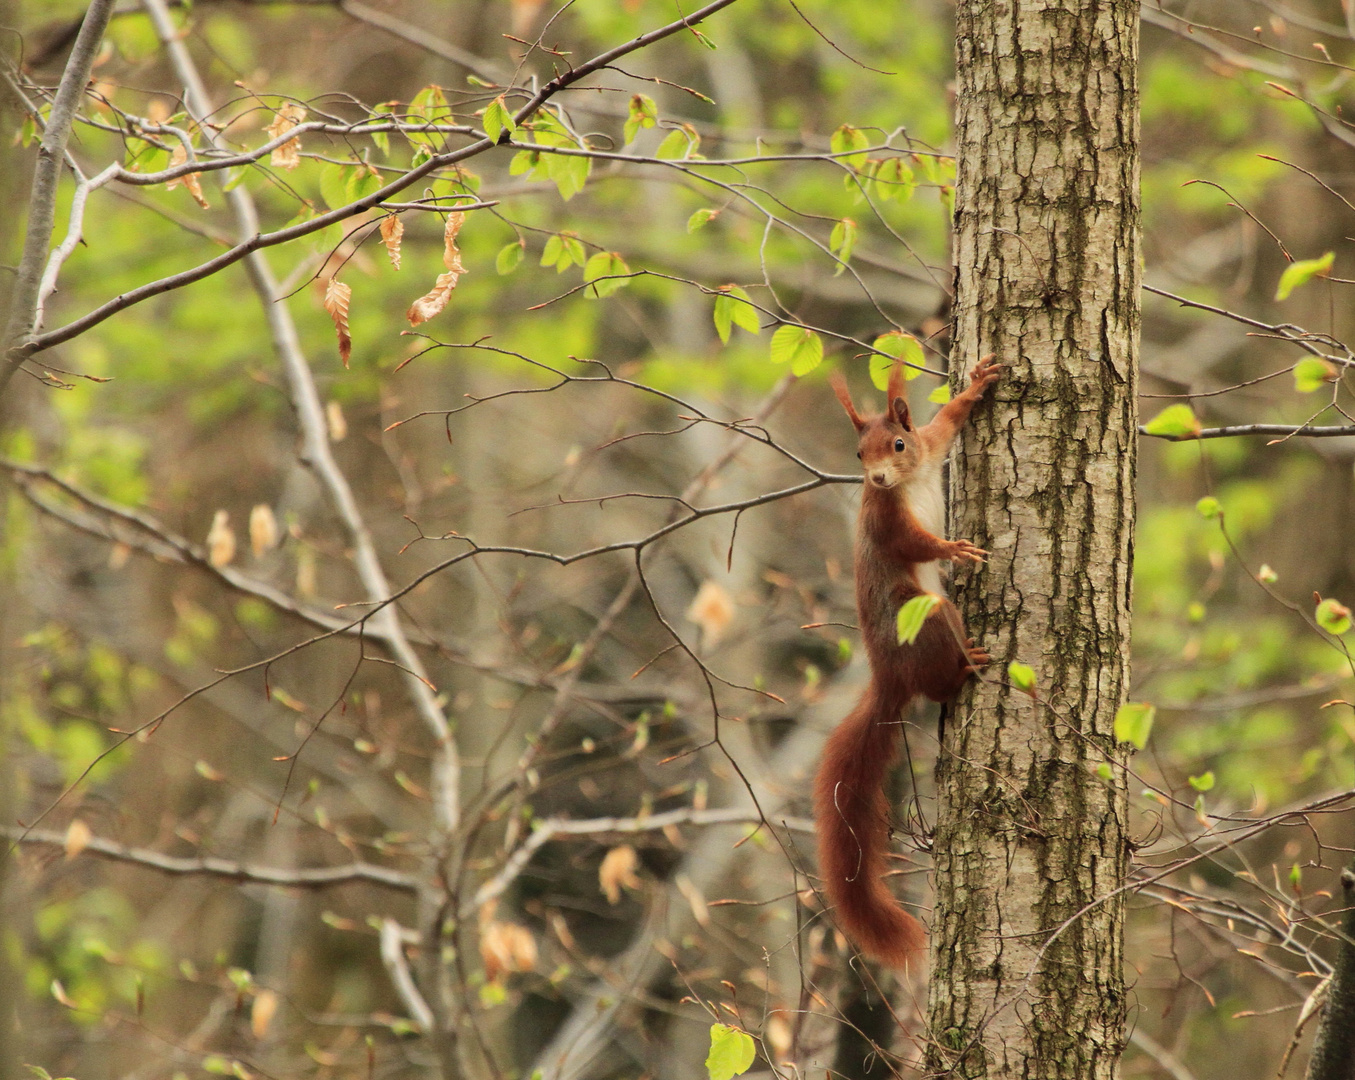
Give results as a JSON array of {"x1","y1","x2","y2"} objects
[{"x1": 948, "y1": 539, "x2": 988, "y2": 564}]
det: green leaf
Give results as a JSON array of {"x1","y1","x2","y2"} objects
[
  {"x1": 713, "y1": 287, "x2": 760, "y2": 343},
  {"x1": 1188, "y1": 771, "x2": 1215, "y2": 792},
  {"x1": 1142, "y1": 403, "x2": 1201, "y2": 439},
  {"x1": 541, "y1": 233, "x2": 564, "y2": 269},
  {"x1": 769, "y1": 326, "x2": 824, "y2": 376},
  {"x1": 705, "y1": 1024, "x2": 756, "y2": 1080},
  {"x1": 927, "y1": 385, "x2": 951, "y2": 404},
  {"x1": 371, "y1": 129, "x2": 389, "y2": 157},
  {"x1": 545, "y1": 150, "x2": 590, "y2": 200},
  {"x1": 1114, "y1": 702, "x2": 1156, "y2": 750},
  {"x1": 482, "y1": 96, "x2": 516, "y2": 143},
  {"x1": 583, "y1": 251, "x2": 630, "y2": 298},
  {"x1": 1007, "y1": 661, "x2": 1036, "y2": 694},
  {"x1": 624, "y1": 93, "x2": 658, "y2": 144},
  {"x1": 509, "y1": 150, "x2": 539, "y2": 176},
  {"x1": 1316, "y1": 597, "x2": 1352, "y2": 635},
  {"x1": 869, "y1": 333, "x2": 925, "y2": 389},
  {"x1": 1289, "y1": 863, "x2": 1302, "y2": 891},
  {"x1": 656, "y1": 126, "x2": 699, "y2": 160},
  {"x1": 1276, "y1": 251, "x2": 1334, "y2": 300},
  {"x1": 1095, "y1": 762, "x2": 1114, "y2": 781},
  {"x1": 829, "y1": 218, "x2": 857, "y2": 276},
  {"x1": 496, "y1": 242, "x2": 524, "y2": 275},
  {"x1": 688, "y1": 208, "x2": 718, "y2": 233},
  {"x1": 1293, "y1": 357, "x2": 1337, "y2": 392},
  {"x1": 346, "y1": 166, "x2": 381, "y2": 203},
  {"x1": 562, "y1": 234, "x2": 586, "y2": 270},
  {"x1": 873, "y1": 156, "x2": 915, "y2": 201},
  {"x1": 829, "y1": 124, "x2": 871, "y2": 169},
  {"x1": 1195, "y1": 496, "x2": 1221, "y2": 519},
  {"x1": 896, "y1": 593, "x2": 941, "y2": 644},
  {"x1": 319, "y1": 161, "x2": 350, "y2": 211}
]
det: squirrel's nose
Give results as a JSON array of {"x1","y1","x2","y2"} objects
[{"x1": 869, "y1": 470, "x2": 889, "y2": 486}]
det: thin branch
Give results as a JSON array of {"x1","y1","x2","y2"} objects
[
  {"x1": 2, "y1": 826, "x2": 417, "y2": 891},
  {"x1": 1140, "y1": 423, "x2": 1355, "y2": 441},
  {"x1": 379, "y1": 918, "x2": 436, "y2": 1031},
  {"x1": 2, "y1": 0, "x2": 117, "y2": 390}
]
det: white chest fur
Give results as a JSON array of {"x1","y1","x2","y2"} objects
[{"x1": 900, "y1": 457, "x2": 946, "y2": 596}]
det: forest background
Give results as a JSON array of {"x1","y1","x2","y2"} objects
[{"x1": 3, "y1": 1, "x2": 1355, "y2": 1079}]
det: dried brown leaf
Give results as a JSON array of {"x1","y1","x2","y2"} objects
[
  {"x1": 266, "y1": 102, "x2": 306, "y2": 170},
  {"x1": 326, "y1": 400, "x2": 347, "y2": 442},
  {"x1": 166, "y1": 143, "x2": 209, "y2": 209},
  {"x1": 249, "y1": 504, "x2": 278, "y2": 557},
  {"x1": 380, "y1": 214, "x2": 404, "y2": 270},
  {"x1": 598, "y1": 844, "x2": 642, "y2": 904},
  {"x1": 323, "y1": 277, "x2": 353, "y2": 367},
  {"x1": 405, "y1": 271, "x2": 459, "y2": 326},
  {"x1": 64, "y1": 819, "x2": 91, "y2": 860},
  {"x1": 686, "y1": 580, "x2": 735, "y2": 644},
  {"x1": 479, "y1": 920, "x2": 538, "y2": 982},
  {"x1": 406, "y1": 212, "x2": 467, "y2": 325},
  {"x1": 207, "y1": 509, "x2": 236, "y2": 567},
  {"x1": 250, "y1": 988, "x2": 279, "y2": 1039}
]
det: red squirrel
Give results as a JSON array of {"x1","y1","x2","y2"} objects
[{"x1": 813, "y1": 354, "x2": 1001, "y2": 968}]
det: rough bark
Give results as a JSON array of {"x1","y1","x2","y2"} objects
[
  {"x1": 925, "y1": 3, "x2": 1139, "y2": 1078},
  {"x1": 1304, "y1": 863, "x2": 1355, "y2": 1080}
]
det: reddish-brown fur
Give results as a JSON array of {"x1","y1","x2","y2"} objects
[{"x1": 813, "y1": 355, "x2": 1001, "y2": 968}]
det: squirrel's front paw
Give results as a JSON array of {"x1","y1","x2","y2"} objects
[
  {"x1": 947, "y1": 539, "x2": 988, "y2": 564},
  {"x1": 968, "y1": 354, "x2": 1003, "y2": 392}
]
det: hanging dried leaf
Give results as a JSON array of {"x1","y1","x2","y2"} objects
[
  {"x1": 207, "y1": 510, "x2": 235, "y2": 567},
  {"x1": 326, "y1": 400, "x2": 347, "y2": 442},
  {"x1": 323, "y1": 277, "x2": 352, "y2": 367},
  {"x1": 64, "y1": 819, "x2": 92, "y2": 860},
  {"x1": 250, "y1": 988, "x2": 279, "y2": 1039},
  {"x1": 166, "y1": 143, "x2": 209, "y2": 209},
  {"x1": 599, "y1": 844, "x2": 642, "y2": 904},
  {"x1": 479, "y1": 919, "x2": 538, "y2": 982},
  {"x1": 406, "y1": 212, "x2": 467, "y2": 326},
  {"x1": 686, "y1": 580, "x2": 735, "y2": 644},
  {"x1": 249, "y1": 504, "x2": 278, "y2": 557},
  {"x1": 675, "y1": 873, "x2": 711, "y2": 926},
  {"x1": 380, "y1": 214, "x2": 404, "y2": 270},
  {"x1": 265, "y1": 102, "x2": 306, "y2": 170}
]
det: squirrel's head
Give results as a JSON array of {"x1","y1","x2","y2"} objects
[{"x1": 830, "y1": 363, "x2": 923, "y2": 490}]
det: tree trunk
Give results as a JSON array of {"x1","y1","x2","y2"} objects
[{"x1": 926, "y1": 3, "x2": 1139, "y2": 1078}]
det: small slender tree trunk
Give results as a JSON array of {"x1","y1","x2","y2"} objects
[
  {"x1": 926, "y1": 3, "x2": 1140, "y2": 1078},
  {"x1": 1304, "y1": 862, "x2": 1355, "y2": 1080}
]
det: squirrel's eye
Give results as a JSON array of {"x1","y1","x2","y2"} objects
[
  {"x1": 855, "y1": 450, "x2": 862, "y2": 460},
  {"x1": 894, "y1": 438, "x2": 905, "y2": 452}
]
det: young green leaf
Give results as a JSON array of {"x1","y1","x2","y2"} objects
[
  {"x1": 1188, "y1": 771, "x2": 1215, "y2": 792},
  {"x1": 769, "y1": 325, "x2": 824, "y2": 376},
  {"x1": 319, "y1": 161, "x2": 350, "y2": 211},
  {"x1": 656, "y1": 127, "x2": 698, "y2": 160},
  {"x1": 496, "y1": 242, "x2": 524, "y2": 275},
  {"x1": 928, "y1": 384, "x2": 951, "y2": 404},
  {"x1": 688, "y1": 208, "x2": 718, "y2": 233},
  {"x1": 712, "y1": 286, "x2": 760, "y2": 343},
  {"x1": 1095, "y1": 762, "x2": 1114, "y2": 781},
  {"x1": 1114, "y1": 702, "x2": 1156, "y2": 750},
  {"x1": 1142, "y1": 403, "x2": 1201, "y2": 439},
  {"x1": 624, "y1": 93, "x2": 658, "y2": 144},
  {"x1": 1289, "y1": 863, "x2": 1302, "y2": 892},
  {"x1": 1316, "y1": 597, "x2": 1352, "y2": 635},
  {"x1": 829, "y1": 218, "x2": 857, "y2": 276},
  {"x1": 509, "y1": 150, "x2": 539, "y2": 176},
  {"x1": 1007, "y1": 661, "x2": 1036, "y2": 694},
  {"x1": 1275, "y1": 251, "x2": 1334, "y2": 301},
  {"x1": 1195, "y1": 496, "x2": 1221, "y2": 519},
  {"x1": 829, "y1": 124, "x2": 871, "y2": 169},
  {"x1": 873, "y1": 156, "x2": 915, "y2": 202},
  {"x1": 705, "y1": 1024, "x2": 756, "y2": 1080},
  {"x1": 1293, "y1": 357, "x2": 1338, "y2": 392},
  {"x1": 482, "y1": 96, "x2": 516, "y2": 144},
  {"x1": 869, "y1": 333, "x2": 925, "y2": 389},
  {"x1": 896, "y1": 593, "x2": 941, "y2": 644},
  {"x1": 583, "y1": 252, "x2": 630, "y2": 298},
  {"x1": 562, "y1": 234, "x2": 586, "y2": 269}
]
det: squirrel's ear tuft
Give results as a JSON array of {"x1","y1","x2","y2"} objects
[
  {"x1": 892, "y1": 396, "x2": 913, "y2": 432},
  {"x1": 830, "y1": 371, "x2": 866, "y2": 432}
]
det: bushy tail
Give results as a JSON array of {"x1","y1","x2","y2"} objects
[{"x1": 812, "y1": 681, "x2": 926, "y2": 969}]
